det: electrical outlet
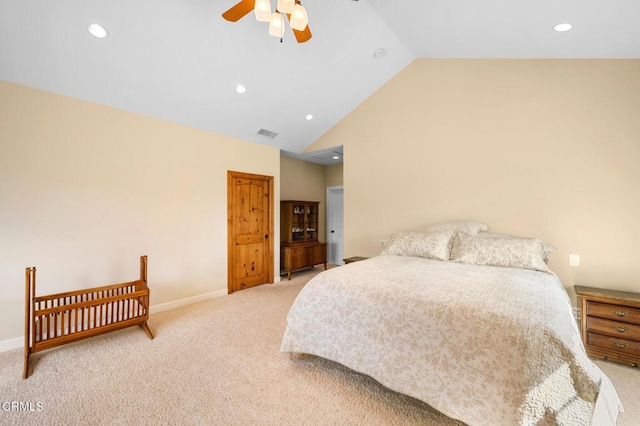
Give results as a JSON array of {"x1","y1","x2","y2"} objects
[
  {"x1": 572, "y1": 307, "x2": 581, "y2": 321},
  {"x1": 569, "y1": 254, "x2": 580, "y2": 266}
]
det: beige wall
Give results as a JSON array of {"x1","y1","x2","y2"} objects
[
  {"x1": 307, "y1": 59, "x2": 640, "y2": 298},
  {"x1": 280, "y1": 158, "x2": 344, "y2": 244},
  {"x1": 0, "y1": 81, "x2": 280, "y2": 342},
  {"x1": 280, "y1": 156, "x2": 326, "y2": 242},
  {"x1": 325, "y1": 163, "x2": 344, "y2": 188}
]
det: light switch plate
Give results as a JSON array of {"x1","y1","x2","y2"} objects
[{"x1": 569, "y1": 254, "x2": 580, "y2": 266}]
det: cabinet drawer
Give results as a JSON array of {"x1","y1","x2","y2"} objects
[
  {"x1": 587, "y1": 332, "x2": 640, "y2": 357},
  {"x1": 586, "y1": 316, "x2": 640, "y2": 341},
  {"x1": 587, "y1": 301, "x2": 640, "y2": 325}
]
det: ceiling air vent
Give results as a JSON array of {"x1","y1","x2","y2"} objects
[{"x1": 257, "y1": 128, "x2": 278, "y2": 139}]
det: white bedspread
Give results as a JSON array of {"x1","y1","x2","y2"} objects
[{"x1": 280, "y1": 255, "x2": 623, "y2": 425}]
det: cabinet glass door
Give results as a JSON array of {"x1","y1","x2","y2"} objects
[
  {"x1": 306, "y1": 204, "x2": 318, "y2": 241},
  {"x1": 291, "y1": 204, "x2": 305, "y2": 241}
]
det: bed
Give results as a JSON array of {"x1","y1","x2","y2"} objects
[{"x1": 280, "y1": 226, "x2": 623, "y2": 425}]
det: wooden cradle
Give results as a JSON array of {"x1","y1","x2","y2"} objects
[{"x1": 23, "y1": 255, "x2": 154, "y2": 379}]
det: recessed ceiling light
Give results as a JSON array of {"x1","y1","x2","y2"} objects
[
  {"x1": 88, "y1": 24, "x2": 108, "y2": 39},
  {"x1": 332, "y1": 156, "x2": 340, "y2": 160},
  {"x1": 235, "y1": 84, "x2": 247, "y2": 94},
  {"x1": 373, "y1": 48, "x2": 386, "y2": 59},
  {"x1": 305, "y1": 114, "x2": 314, "y2": 121},
  {"x1": 553, "y1": 23, "x2": 573, "y2": 32}
]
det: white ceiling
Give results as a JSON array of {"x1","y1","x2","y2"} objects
[
  {"x1": 281, "y1": 145, "x2": 343, "y2": 165},
  {"x1": 1, "y1": 0, "x2": 639, "y2": 159}
]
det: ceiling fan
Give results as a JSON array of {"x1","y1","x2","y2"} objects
[{"x1": 222, "y1": 0, "x2": 312, "y2": 43}]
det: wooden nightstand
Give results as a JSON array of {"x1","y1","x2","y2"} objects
[
  {"x1": 575, "y1": 285, "x2": 640, "y2": 367},
  {"x1": 343, "y1": 256, "x2": 368, "y2": 264}
]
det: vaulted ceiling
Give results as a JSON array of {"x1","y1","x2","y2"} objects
[{"x1": 2, "y1": 0, "x2": 639, "y2": 156}]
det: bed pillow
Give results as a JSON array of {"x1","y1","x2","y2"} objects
[
  {"x1": 450, "y1": 232, "x2": 552, "y2": 273},
  {"x1": 383, "y1": 230, "x2": 456, "y2": 261},
  {"x1": 427, "y1": 221, "x2": 488, "y2": 235},
  {"x1": 476, "y1": 232, "x2": 556, "y2": 264}
]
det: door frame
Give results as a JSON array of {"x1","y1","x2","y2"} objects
[
  {"x1": 227, "y1": 170, "x2": 274, "y2": 294},
  {"x1": 326, "y1": 185, "x2": 344, "y2": 265}
]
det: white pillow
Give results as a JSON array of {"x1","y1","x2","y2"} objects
[
  {"x1": 383, "y1": 230, "x2": 457, "y2": 261},
  {"x1": 476, "y1": 232, "x2": 556, "y2": 264},
  {"x1": 427, "y1": 221, "x2": 488, "y2": 235},
  {"x1": 450, "y1": 233, "x2": 552, "y2": 273}
]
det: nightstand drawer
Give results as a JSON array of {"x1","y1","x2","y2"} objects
[
  {"x1": 587, "y1": 301, "x2": 640, "y2": 325},
  {"x1": 586, "y1": 316, "x2": 640, "y2": 341},
  {"x1": 587, "y1": 332, "x2": 640, "y2": 357}
]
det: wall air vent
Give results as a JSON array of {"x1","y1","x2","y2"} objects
[{"x1": 257, "y1": 128, "x2": 278, "y2": 139}]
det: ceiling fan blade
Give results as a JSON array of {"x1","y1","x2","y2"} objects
[
  {"x1": 285, "y1": 14, "x2": 312, "y2": 43},
  {"x1": 292, "y1": 25, "x2": 312, "y2": 43},
  {"x1": 222, "y1": 0, "x2": 254, "y2": 22}
]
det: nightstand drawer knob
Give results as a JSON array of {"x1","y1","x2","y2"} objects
[
  {"x1": 612, "y1": 310, "x2": 628, "y2": 317},
  {"x1": 611, "y1": 341, "x2": 630, "y2": 349},
  {"x1": 612, "y1": 325, "x2": 629, "y2": 333}
]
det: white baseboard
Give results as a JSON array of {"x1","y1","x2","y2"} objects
[
  {"x1": 149, "y1": 289, "x2": 228, "y2": 315},
  {"x1": 0, "y1": 289, "x2": 229, "y2": 353},
  {"x1": 0, "y1": 337, "x2": 23, "y2": 353}
]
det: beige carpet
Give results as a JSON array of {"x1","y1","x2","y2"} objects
[{"x1": 1, "y1": 267, "x2": 638, "y2": 425}]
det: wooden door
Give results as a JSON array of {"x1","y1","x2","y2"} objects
[{"x1": 227, "y1": 171, "x2": 274, "y2": 293}]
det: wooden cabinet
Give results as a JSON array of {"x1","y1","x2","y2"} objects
[
  {"x1": 281, "y1": 242, "x2": 327, "y2": 280},
  {"x1": 281, "y1": 201, "x2": 320, "y2": 243},
  {"x1": 575, "y1": 285, "x2": 640, "y2": 367},
  {"x1": 281, "y1": 201, "x2": 326, "y2": 280}
]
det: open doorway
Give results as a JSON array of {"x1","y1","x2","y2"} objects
[{"x1": 326, "y1": 186, "x2": 344, "y2": 265}]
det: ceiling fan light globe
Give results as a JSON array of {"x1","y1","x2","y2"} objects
[
  {"x1": 290, "y1": 4, "x2": 308, "y2": 31},
  {"x1": 268, "y1": 11, "x2": 286, "y2": 38},
  {"x1": 255, "y1": 0, "x2": 272, "y2": 22},
  {"x1": 277, "y1": 0, "x2": 295, "y2": 14}
]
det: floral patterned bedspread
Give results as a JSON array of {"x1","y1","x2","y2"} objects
[{"x1": 280, "y1": 255, "x2": 620, "y2": 425}]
